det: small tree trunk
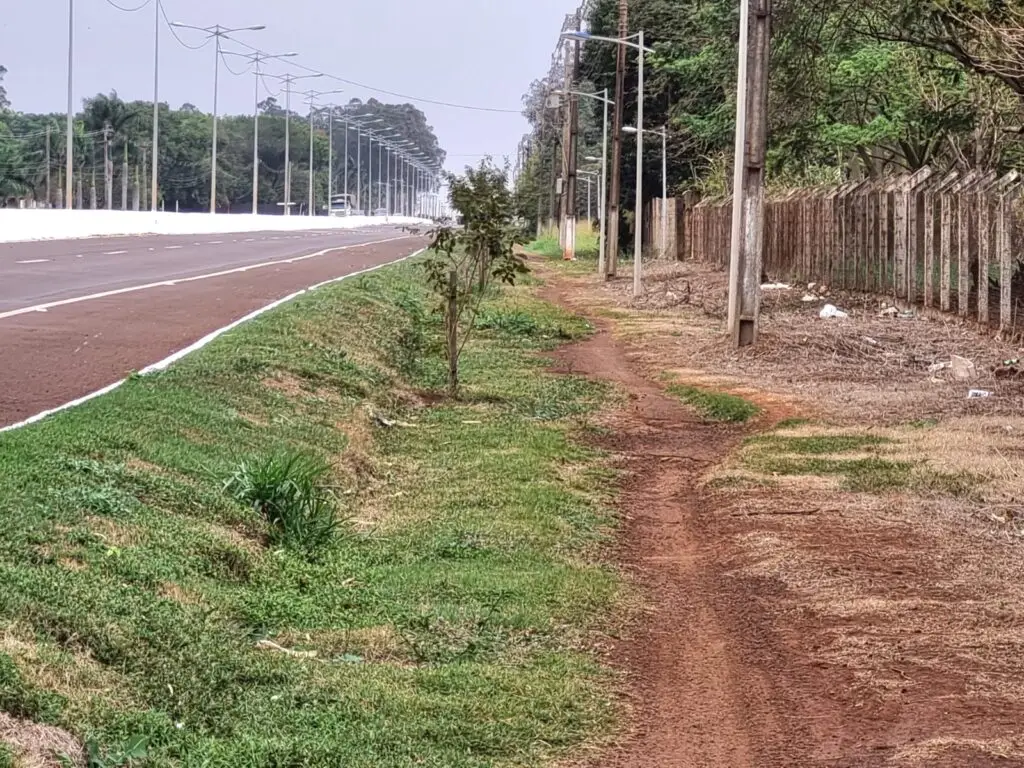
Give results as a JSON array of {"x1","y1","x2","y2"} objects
[
  {"x1": 446, "y1": 269, "x2": 459, "y2": 398},
  {"x1": 477, "y1": 246, "x2": 488, "y2": 292}
]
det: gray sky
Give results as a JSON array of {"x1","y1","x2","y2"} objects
[{"x1": 0, "y1": 0, "x2": 571, "y2": 171}]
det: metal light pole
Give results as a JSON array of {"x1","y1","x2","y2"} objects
[
  {"x1": 351, "y1": 118, "x2": 382, "y2": 214},
  {"x1": 172, "y1": 21, "x2": 265, "y2": 214},
  {"x1": 151, "y1": 0, "x2": 159, "y2": 211},
  {"x1": 562, "y1": 31, "x2": 652, "y2": 294},
  {"x1": 661, "y1": 125, "x2": 668, "y2": 257},
  {"x1": 224, "y1": 50, "x2": 297, "y2": 215},
  {"x1": 66, "y1": 0, "x2": 74, "y2": 210},
  {"x1": 265, "y1": 72, "x2": 323, "y2": 215},
  {"x1": 304, "y1": 89, "x2": 343, "y2": 216},
  {"x1": 343, "y1": 118, "x2": 349, "y2": 210}
]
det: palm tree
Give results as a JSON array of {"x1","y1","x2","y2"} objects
[{"x1": 82, "y1": 91, "x2": 140, "y2": 209}]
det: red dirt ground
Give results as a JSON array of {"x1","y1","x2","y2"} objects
[{"x1": 542, "y1": 270, "x2": 1024, "y2": 768}]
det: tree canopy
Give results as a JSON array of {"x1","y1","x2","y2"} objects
[
  {"x1": 0, "y1": 67, "x2": 445, "y2": 211},
  {"x1": 514, "y1": 0, "x2": 1024, "y2": 237}
]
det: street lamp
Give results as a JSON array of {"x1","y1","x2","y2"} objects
[
  {"x1": 562, "y1": 29, "x2": 654, "y2": 296},
  {"x1": 171, "y1": 21, "x2": 265, "y2": 214},
  {"x1": 347, "y1": 117, "x2": 383, "y2": 214},
  {"x1": 65, "y1": 0, "x2": 74, "y2": 209},
  {"x1": 223, "y1": 50, "x2": 298, "y2": 215},
  {"x1": 366, "y1": 129, "x2": 400, "y2": 215},
  {"x1": 624, "y1": 124, "x2": 668, "y2": 259},
  {"x1": 265, "y1": 72, "x2": 324, "y2": 214},
  {"x1": 304, "y1": 89, "x2": 344, "y2": 216}
]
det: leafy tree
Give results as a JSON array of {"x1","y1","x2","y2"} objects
[
  {"x1": 426, "y1": 160, "x2": 529, "y2": 397},
  {"x1": 0, "y1": 65, "x2": 8, "y2": 112}
]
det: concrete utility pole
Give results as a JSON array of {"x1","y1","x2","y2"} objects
[
  {"x1": 562, "y1": 17, "x2": 582, "y2": 260},
  {"x1": 607, "y1": 0, "x2": 628, "y2": 277},
  {"x1": 121, "y1": 145, "x2": 128, "y2": 209},
  {"x1": 727, "y1": 0, "x2": 771, "y2": 347},
  {"x1": 102, "y1": 124, "x2": 112, "y2": 210},
  {"x1": 559, "y1": 39, "x2": 573, "y2": 251}
]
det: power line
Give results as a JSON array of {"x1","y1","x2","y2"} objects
[
  {"x1": 159, "y1": 2, "x2": 211, "y2": 51},
  {"x1": 219, "y1": 51, "x2": 249, "y2": 77},
  {"x1": 103, "y1": 0, "x2": 153, "y2": 12},
  {"x1": 233, "y1": 38, "x2": 520, "y2": 114}
]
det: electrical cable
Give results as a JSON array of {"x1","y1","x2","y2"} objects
[
  {"x1": 233, "y1": 38, "x2": 520, "y2": 114},
  {"x1": 159, "y1": 3, "x2": 210, "y2": 51},
  {"x1": 219, "y1": 51, "x2": 249, "y2": 77},
  {"x1": 103, "y1": 0, "x2": 152, "y2": 12}
]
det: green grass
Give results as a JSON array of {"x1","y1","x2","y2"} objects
[
  {"x1": 741, "y1": 431, "x2": 975, "y2": 495},
  {"x1": 746, "y1": 434, "x2": 893, "y2": 455},
  {"x1": 525, "y1": 225, "x2": 599, "y2": 261},
  {"x1": 666, "y1": 384, "x2": 759, "y2": 423},
  {"x1": 0, "y1": 261, "x2": 620, "y2": 766}
]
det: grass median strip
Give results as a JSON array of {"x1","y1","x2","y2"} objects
[{"x1": 0, "y1": 260, "x2": 620, "y2": 766}]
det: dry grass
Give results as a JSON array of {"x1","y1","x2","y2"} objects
[
  {"x1": 0, "y1": 623, "x2": 135, "y2": 717},
  {"x1": 540, "y1": 255, "x2": 1024, "y2": 760},
  {"x1": 565, "y1": 260, "x2": 1024, "y2": 426},
  {"x1": 0, "y1": 712, "x2": 83, "y2": 768},
  {"x1": 270, "y1": 625, "x2": 405, "y2": 663}
]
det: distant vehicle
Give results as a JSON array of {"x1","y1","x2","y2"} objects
[
  {"x1": 328, "y1": 194, "x2": 354, "y2": 217},
  {"x1": 372, "y1": 207, "x2": 388, "y2": 217}
]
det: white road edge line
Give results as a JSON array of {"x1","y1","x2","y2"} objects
[
  {"x1": 16, "y1": 259, "x2": 49, "y2": 264},
  {"x1": 104, "y1": 250, "x2": 128, "y2": 255},
  {"x1": 0, "y1": 247, "x2": 426, "y2": 435},
  {"x1": 0, "y1": 235, "x2": 413, "y2": 321}
]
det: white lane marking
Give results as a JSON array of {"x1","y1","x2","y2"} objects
[
  {"x1": 16, "y1": 259, "x2": 50, "y2": 264},
  {"x1": 75, "y1": 254, "x2": 84, "y2": 258},
  {"x1": 207, "y1": 240, "x2": 224, "y2": 245},
  {"x1": 243, "y1": 238, "x2": 255, "y2": 242},
  {"x1": 0, "y1": 235, "x2": 416, "y2": 321},
  {"x1": 165, "y1": 245, "x2": 183, "y2": 250},
  {"x1": 104, "y1": 250, "x2": 127, "y2": 255},
  {"x1": 0, "y1": 247, "x2": 426, "y2": 435}
]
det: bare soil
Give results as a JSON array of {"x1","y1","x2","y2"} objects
[{"x1": 540, "y1": 258, "x2": 1024, "y2": 767}]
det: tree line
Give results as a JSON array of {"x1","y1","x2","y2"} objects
[
  {"x1": 515, "y1": 0, "x2": 1024, "y2": 244},
  {"x1": 0, "y1": 66, "x2": 446, "y2": 212}
]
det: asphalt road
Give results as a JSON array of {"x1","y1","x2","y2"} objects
[
  {"x1": 0, "y1": 227, "x2": 409, "y2": 312},
  {"x1": 0, "y1": 228, "x2": 426, "y2": 427}
]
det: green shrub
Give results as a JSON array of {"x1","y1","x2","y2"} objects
[{"x1": 223, "y1": 451, "x2": 340, "y2": 555}]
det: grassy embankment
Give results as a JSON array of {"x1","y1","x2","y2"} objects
[{"x1": 0, "y1": 259, "x2": 620, "y2": 766}]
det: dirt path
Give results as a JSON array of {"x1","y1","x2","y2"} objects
[
  {"x1": 543, "y1": 280, "x2": 816, "y2": 767},
  {"x1": 543, "y1": 270, "x2": 1024, "y2": 768},
  {"x1": 539, "y1": 259, "x2": 1024, "y2": 768}
]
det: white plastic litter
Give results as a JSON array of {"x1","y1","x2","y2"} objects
[
  {"x1": 819, "y1": 303, "x2": 848, "y2": 319},
  {"x1": 968, "y1": 389, "x2": 993, "y2": 399},
  {"x1": 761, "y1": 282, "x2": 792, "y2": 290},
  {"x1": 801, "y1": 294, "x2": 818, "y2": 302},
  {"x1": 951, "y1": 355, "x2": 977, "y2": 381}
]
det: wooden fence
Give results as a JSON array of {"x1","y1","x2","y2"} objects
[{"x1": 686, "y1": 168, "x2": 1024, "y2": 332}]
